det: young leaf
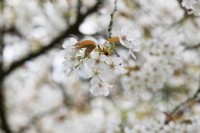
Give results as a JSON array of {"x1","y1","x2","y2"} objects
[{"x1": 75, "y1": 40, "x2": 96, "y2": 57}]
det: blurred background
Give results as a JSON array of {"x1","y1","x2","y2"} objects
[{"x1": 0, "y1": 0, "x2": 200, "y2": 133}]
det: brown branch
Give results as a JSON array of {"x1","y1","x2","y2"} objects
[
  {"x1": 2, "y1": 0, "x2": 102, "y2": 78},
  {"x1": 108, "y1": 0, "x2": 117, "y2": 38},
  {"x1": 0, "y1": 83, "x2": 12, "y2": 133},
  {"x1": 2, "y1": 26, "x2": 23, "y2": 38},
  {"x1": 0, "y1": 25, "x2": 13, "y2": 133},
  {"x1": 177, "y1": 0, "x2": 187, "y2": 16},
  {"x1": 77, "y1": 0, "x2": 82, "y2": 21},
  {"x1": 185, "y1": 43, "x2": 200, "y2": 50},
  {"x1": 165, "y1": 73, "x2": 200, "y2": 124}
]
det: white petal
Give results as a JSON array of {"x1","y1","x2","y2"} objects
[
  {"x1": 132, "y1": 44, "x2": 141, "y2": 52},
  {"x1": 113, "y1": 57, "x2": 123, "y2": 65},
  {"x1": 98, "y1": 38, "x2": 107, "y2": 45},
  {"x1": 99, "y1": 54, "x2": 107, "y2": 62},
  {"x1": 62, "y1": 38, "x2": 77, "y2": 49},
  {"x1": 129, "y1": 49, "x2": 136, "y2": 59},
  {"x1": 91, "y1": 52, "x2": 99, "y2": 59},
  {"x1": 105, "y1": 58, "x2": 112, "y2": 65},
  {"x1": 120, "y1": 26, "x2": 129, "y2": 35},
  {"x1": 100, "y1": 86, "x2": 109, "y2": 96},
  {"x1": 90, "y1": 84, "x2": 99, "y2": 96},
  {"x1": 90, "y1": 76, "x2": 99, "y2": 85},
  {"x1": 62, "y1": 40, "x2": 70, "y2": 49},
  {"x1": 69, "y1": 37, "x2": 78, "y2": 44}
]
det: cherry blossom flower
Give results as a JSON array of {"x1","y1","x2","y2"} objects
[
  {"x1": 62, "y1": 37, "x2": 78, "y2": 75},
  {"x1": 118, "y1": 27, "x2": 141, "y2": 59},
  {"x1": 87, "y1": 51, "x2": 107, "y2": 68},
  {"x1": 105, "y1": 56, "x2": 126, "y2": 74},
  {"x1": 90, "y1": 77, "x2": 113, "y2": 96}
]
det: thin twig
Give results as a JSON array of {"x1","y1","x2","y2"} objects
[
  {"x1": 177, "y1": 0, "x2": 187, "y2": 16},
  {"x1": 77, "y1": 0, "x2": 82, "y2": 21},
  {"x1": 165, "y1": 73, "x2": 200, "y2": 124},
  {"x1": 108, "y1": 0, "x2": 117, "y2": 38},
  {"x1": 107, "y1": 0, "x2": 119, "y2": 57}
]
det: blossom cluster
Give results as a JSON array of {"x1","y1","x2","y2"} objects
[
  {"x1": 121, "y1": 36, "x2": 183, "y2": 94},
  {"x1": 1, "y1": 0, "x2": 200, "y2": 133},
  {"x1": 62, "y1": 27, "x2": 141, "y2": 96}
]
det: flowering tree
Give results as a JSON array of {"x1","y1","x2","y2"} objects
[{"x1": 0, "y1": 0, "x2": 200, "y2": 133}]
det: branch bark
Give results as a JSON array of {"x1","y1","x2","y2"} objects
[
  {"x1": 0, "y1": 25, "x2": 13, "y2": 133},
  {"x1": 108, "y1": 0, "x2": 117, "y2": 38}
]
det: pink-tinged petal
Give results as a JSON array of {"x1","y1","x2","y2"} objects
[
  {"x1": 114, "y1": 65, "x2": 126, "y2": 74},
  {"x1": 132, "y1": 30, "x2": 141, "y2": 38},
  {"x1": 119, "y1": 38, "x2": 126, "y2": 46},
  {"x1": 62, "y1": 40, "x2": 70, "y2": 49}
]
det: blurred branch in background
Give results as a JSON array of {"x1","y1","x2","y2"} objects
[
  {"x1": 77, "y1": 0, "x2": 82, "y2": 21},
  {"x1": 185, "y1": 43, "x2": 200, "y2": 50},
  {"x1": 177, "y1": 0, "x2": 187, "y2": 16},
  {"x1": 2, "y1": 26, "x2": 23, "y2": 38},
  {"x1": 0, "y1": 21, "x2": 13, "y2": 133},
  {"x1": 0, "y1": 1, "x2": 102, "y2": 133},
  {"x1": 2, "y1": 0, "x2": 102, "y2": 78},
  {"x1": 165, "y1": 73, "x2": 200, "y2": 124},
  {"x1": 108, "y1": 0, "x2": 117, "y2": 38}
]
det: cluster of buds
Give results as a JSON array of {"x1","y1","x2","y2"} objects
[{"x1": 62, "y1": 27, "x2": 141, "y2": 96}]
